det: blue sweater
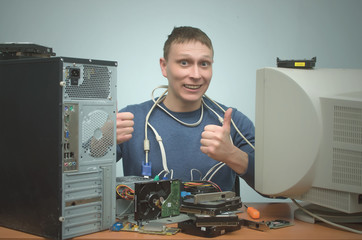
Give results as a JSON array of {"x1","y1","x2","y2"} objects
[{"x1": 117, "y1": 97, "x2": 255, "y2": 191}]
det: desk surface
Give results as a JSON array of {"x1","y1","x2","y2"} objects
[{"x1": 1, "y1": 202, "x2": 361, "y2": 240}]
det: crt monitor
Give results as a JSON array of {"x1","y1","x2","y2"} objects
[{"x1": 255, "y1": 67, "x2": 362, "y2": 214}]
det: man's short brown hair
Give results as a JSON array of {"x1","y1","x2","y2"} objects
[{"x1": 163, "y1": 26, "x2": 214, "y2": 60}]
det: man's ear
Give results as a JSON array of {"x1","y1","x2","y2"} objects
[{"x1": 159, "y1": 57, "x2": 167, "y2": 78}]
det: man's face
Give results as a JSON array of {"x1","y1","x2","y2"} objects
[{"x1": 160, "y1": 41, "x2": 213, "y2": 111}]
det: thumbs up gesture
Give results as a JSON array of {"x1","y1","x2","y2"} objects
[{"x1": 200, "y1": 108, "x2": 234, "y2": 163}]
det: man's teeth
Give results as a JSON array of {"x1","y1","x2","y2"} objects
[{"x1": 185, "y1": 85, "x2": 201, "y2": 89}]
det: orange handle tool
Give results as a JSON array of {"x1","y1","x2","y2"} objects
[{"x1": 247, "y1": 206, "x2": 260, "y2": 219}]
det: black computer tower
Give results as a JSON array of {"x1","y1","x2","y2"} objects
[{"x1": 0, "y1": 57, "x2": 117, "y2": 239}]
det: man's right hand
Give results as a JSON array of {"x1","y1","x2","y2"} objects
[{"x1": 116, "y1": 112, "x2": 134, "y2": 144}]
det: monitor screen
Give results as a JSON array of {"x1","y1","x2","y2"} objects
[{"x1": 255, "y1": 67, "x2": 362, "y2": 214}]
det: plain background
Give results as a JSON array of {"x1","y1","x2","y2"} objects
[{"x1": 1, "y1": 0, "x2": 362, "y2": 202}]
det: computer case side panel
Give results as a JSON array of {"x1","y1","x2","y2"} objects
[{"x1": 0, "y1": 58, "x2": 64, "y2": 239}]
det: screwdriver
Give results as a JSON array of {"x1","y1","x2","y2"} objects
[{"x1": 245, "y1": 204, "x2": 260, "y2": 219}]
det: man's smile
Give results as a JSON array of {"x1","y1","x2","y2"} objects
[{"x1": 184, "y1": 84, "x2": 202, "y2": 89}]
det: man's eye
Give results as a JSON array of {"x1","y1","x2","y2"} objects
[
  {"x1": 201, "y1": 61, "x2": 209, "y2": 67},
  {"x1": 180, "y1": 60, "x2": 188, "y2": 66}
]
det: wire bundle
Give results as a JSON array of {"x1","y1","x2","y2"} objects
[
  {"x1": 116, "y1": 184, "x2": 135, "y2": 200},
  {"x1": 183, "y1": 180, "x2": 222, "y2": 194}
]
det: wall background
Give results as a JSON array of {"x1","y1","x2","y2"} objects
[{"x1": 1, "y1": 0, "x2": 362, "y2": 202}]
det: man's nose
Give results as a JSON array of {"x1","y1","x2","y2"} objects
[{"x1": 190, "y1": 64, "x2": 201, "y2": 79}]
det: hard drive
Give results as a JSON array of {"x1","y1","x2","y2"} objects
[
  {"x1": 178, "y1": 219, "x2": 241, "y2": 238},
  {"x1": 181, "y1": 196, "x2": 242, "y2": 216},
  {"x1": 134, "y1": 179, "x2": 181, "y2": 221}
]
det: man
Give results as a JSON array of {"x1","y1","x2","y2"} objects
[{"x1": 116, "y1": 26, "x2": 255, "y2": 191}]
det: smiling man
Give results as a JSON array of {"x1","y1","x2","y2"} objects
[{"x1": 116, "y1": 26, "x2": 255, "y2": 191}]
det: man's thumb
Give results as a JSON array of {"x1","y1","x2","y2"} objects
[{"x1": 222, "y1": 108, "x2": 232, "y2": 131}]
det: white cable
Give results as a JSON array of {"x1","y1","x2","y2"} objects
[
  {"x1": 144, "y1": 88, "x2": 168, "y2": 164},
  {"x1": 157, "y1": 169, "x2": 167, "y2": 177},
  {"x1": 202, "y1": 162, "x2": 224, "y2": 181},
  {"x1": 164, "y1": 169, "x2": 174, "y2": 179},
  {"x1": 151, "y1": 85, "x2": 168, "y2": 102},
  {"x1": 207, "y1": 163, "x2": 226, "y2": 181},
  {"x1": 158, "y1": 169, "x2": 174, "y2": 179},
  {"x1": 158, "y1": 103, "x2": 204, "y2": 127},
  {"x1": 190, "y1": 168, "x2": 203, "y2": 181},
  {"x1": 145, "y1": 85, "x2": 203, "y2": 175},
  {"x1": 148, "y1": 122, "x2": 169, "y2": 173},
  {"x1": 292, "y1": 199, "x2": 362, "y2": 234},
  {"x1": 204, "y1": 94, "x2": 255, "y2": 150},
  {"x1": 202, "y1": 99, "x2": 224, "y2": 124},
  {"x1": 145, "y1": 86, "x2": 255, "y2": 183},
  {"x1": 151, "y1": 86, "x2": 204, "y2": 127}
]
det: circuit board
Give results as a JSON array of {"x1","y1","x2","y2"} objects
[{"x1": 111, "y1": 220, "x2": 179, "y2": 235}]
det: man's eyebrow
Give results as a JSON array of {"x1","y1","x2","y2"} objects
[{"x1": 176, "y1": 54, "x2": 213, "y2": 60}]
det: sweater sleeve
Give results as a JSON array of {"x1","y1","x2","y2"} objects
[
  {"x1": 239, "y1": 150, "x2": 255, "y2": 189},
  {"x1": 232, "y1": 108, "x2": 255, "y2": 189}
]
